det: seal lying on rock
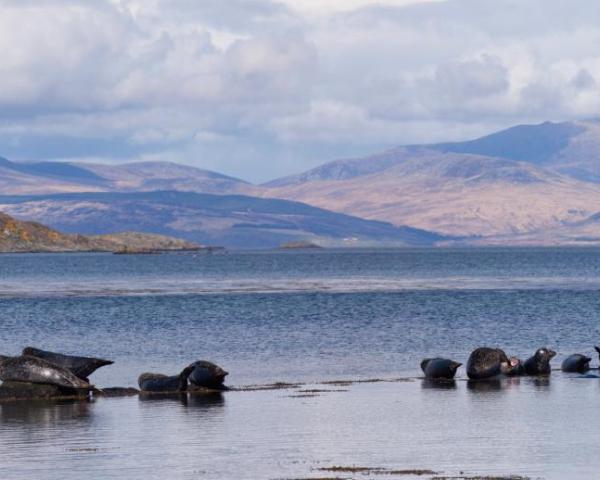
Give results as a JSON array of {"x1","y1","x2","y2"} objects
[
  {"x1": 0, "y1": 355, "x2": 92, "y2": 390},
  {"x1": 420, "y1": 358, "x2": 462, "y2": 379},
  {"x1": 138, "y1": 365, "x2": 195, "y2": 393},
  {"x1": 523, "y1": 348, "x2": 556, "y2": 375},
  {"x1": 466, "y1": 347, "x2": 520, "y2": 380},
  {"x1": 22, "y1": 347, "x2": 113, "y2": 380},
  {"x1": 187, "y1": 361, "x2": 228, "y2": 389},
  {"x1": 562, "y1": 353, "x2": 592, "y2": 373}
]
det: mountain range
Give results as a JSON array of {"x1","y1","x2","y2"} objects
[
  {"x1": 2, "y1": 119, "x2": 600, "y2": 246},
  {"x1": 0, "y1": 191, "x2": 441, "y2": 248}
]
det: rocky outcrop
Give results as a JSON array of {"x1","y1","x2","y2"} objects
[
  {"x1": 0, "y1": 212, "x2": 201, "y2": 252},
  {"x1": 0, "y1": 381, "x2": 88, "y2": 401}
]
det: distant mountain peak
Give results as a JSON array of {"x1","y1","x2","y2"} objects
[{"x1": 430, "y1": 121, "x2": 586, "y2": 164}]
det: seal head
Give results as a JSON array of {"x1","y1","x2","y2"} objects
[{"x1": 523, "y1": 347, "x2": 556, "y2": 375}]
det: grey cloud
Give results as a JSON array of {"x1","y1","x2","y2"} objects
[
  {"x1": 571, "y1": 69, "x2": 596, "y2": 90},
  {"x1": 1, "y1": 0, "x2": 600, "y2": 183},
  {"x1": 433, "y1": 56, "x2": 509, "y2": 98}
]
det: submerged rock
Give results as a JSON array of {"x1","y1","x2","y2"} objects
[{"x1": 94, "y1": 387, "x2": 140, "y2": 397}]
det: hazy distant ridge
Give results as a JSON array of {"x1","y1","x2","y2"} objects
[{"x1": 4, "y1": 119, "x2": 600, "y2": 245}]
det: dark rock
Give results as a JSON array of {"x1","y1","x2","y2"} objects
[
  {"x1": 94, "y1": 387, "x2": 140, "y2": 397},
  {"x1": 0, "y1": 381, "x2": 89, "y2": 401},
  {"x1": 188, "y1": 383, "x2": 229, "y2": 394}
]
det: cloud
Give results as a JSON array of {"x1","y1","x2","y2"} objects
[{"x1": 1, "y1": 0, "x2": 600, "y2": 182}]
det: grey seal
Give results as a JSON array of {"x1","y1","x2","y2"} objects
[
  {"x1": 22, "y1": 347, "x2": 113, "y2": 380},
  {"x1": 561, "y1": 354, "x2": 592, "y2": 373},
  {"x1": 187, "y1": 361, "x2": 228, "y2": 389},
  {"x1": 138, "y1": 365, "x2": 195, "y2": 393},
  {"x1": 0, "y1": 355, "x2": 92, "y2": 390},
  {"x1": 523, "y1": 347, "x2": 556, "y2": 375},
  {"x1": 420, "y1": 358, "x2": 462, "y2": 379},
  {"x1": 466, "y1": 347, "x2": 519, "y2": 380}
]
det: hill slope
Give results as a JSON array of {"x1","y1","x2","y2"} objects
[
  {"x1": 0, "y1": 158, "x2": 255, "y2": 195},
  {"x1": 0, "y1": 191, "x2": 443, "y2": 248},
  {"x1": 263, "y1": 147, "x2": 600, "y2": 237},
  {"x1": 0, "y1": 212, "x2": 199, "y2": 252}
]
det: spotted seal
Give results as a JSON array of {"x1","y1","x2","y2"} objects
[
  {"x1": 187, "y1": 361, "x2": 228, "y2": 389},
  {"x1": 22, "y1": 347, "x2": 113, "y2": 380},
  {"x1": 0, "y1": 355, "x2": 92, "y2": 390},
  {"x1": 523, "y1": 347, "x2": 556, "y2": 375},
  {"x1": 420, "y1": 358, "x2": 462, "y2": 379},
  {"x1": 561, "y1": 353, "x2": 592, "y2": 373},
  {"x1": 138, "y1": 365, "x2": 195, "y2": 393},
  {"x1": 466, "y1": 347, "x2": 519, "y2": 380}
]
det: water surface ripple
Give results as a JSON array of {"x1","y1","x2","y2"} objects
[{"x1": 1, "y1": 248, "x2": 600, "y2": 479}]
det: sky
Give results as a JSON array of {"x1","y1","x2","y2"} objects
[{"x1": 1, "y1": 0, "x2": 600, "y2": 182}]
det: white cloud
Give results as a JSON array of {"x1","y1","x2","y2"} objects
[{"x1": 1, "y1": 0, "x2": 600, "y2": 182}]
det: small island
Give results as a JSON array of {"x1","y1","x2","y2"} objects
[
  {"x1": 278, "y1": 240, "x2": 323, "y2": 250},
  {"x1": 0, "y1": 211, "x2": 207, "y2": 253}
]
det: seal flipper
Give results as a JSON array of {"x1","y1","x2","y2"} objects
[
  {"x1": 22, "y1": 347, "x2": 114, "y2": 379},
  {"x1": 450, "y1": 361, "x2": 462, "y2": 372},
  {"x1": 178, "y1": 365, "x2": 195, "y2": 391}
]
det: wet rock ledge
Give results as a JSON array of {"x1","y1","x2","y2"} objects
[{"x1": 0, "y1": 381, "x2": 89, "y2": 401}]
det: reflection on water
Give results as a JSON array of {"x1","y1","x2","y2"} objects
[
  {"x1": 186, "y1": 392, "x2": 225, "y2": 410},
  {"x1": 467, "y1": 378, "x2": 504, "y2": 392},
  {"x1": 138, "y1": 392, "x2": 189, "y2": 405},
  {"x1": 0, "y1": 377, "x2": 597, "y2": 479},
  {"x1": 421, "y1": 379, "x2": 457, "y2": 390},
  {"x1": 136, "y1": 392, "x2": 226, "y2": 410},
  {"x1": 0, "y1": 399, "x2": 92, "y2": 425}
]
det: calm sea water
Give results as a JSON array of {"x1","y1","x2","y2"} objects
[{"x1": 1, "y1": 248, "x2": 600, "y2": 479}]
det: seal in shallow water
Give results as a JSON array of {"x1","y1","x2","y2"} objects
[
  {"x1": 22, "y1": 347, "x2": 113, "y2": 380},
  {"x1": 0, "y1": 355, "x2": 92, "y2": 390},
  {"x1": 187, "y1": 360, "x2": 228, "y2": 389},
  {"x1": 504, "y1": 356, "x2": 524, "y2": 376},
  {"x1": 523, "y1": 347, "x2": 556, "y2": 375},
  {"x1": 138, "y1": 365, "x2": 195, "y2": 393},
  {"x1": 561, "y1": 353, "x2": 592, "y2": 373},
  {"x1": 420, "y1": 358, "x2": 462, "y2": 379},
  {"x1": 466, "y1": 347, "x2": 515, "y2": 380}
]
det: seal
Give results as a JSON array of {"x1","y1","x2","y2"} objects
[
  {"x1": 138, "y1": 365, "x2": 195, "y2": 393},
  {"x1": 187, "y1": 360, "x2": 228, "y2": 389},
  {"x1": 504, "y1": 356, "x2": 524, "y2": 376},
  {"x1": 523, "y1": 347, "x2": 556, "y2": 375},
  {"x1": 561, "y1": 353, "x2": 592, "y2": 373},
  {"x1": 22, "y1": 347, "x2": 113, "y2": 380},
  {"x1": 0, "y1": 355, "x2": 92, "y2": 390},
  {"x1": 466, "y1": 347, "x2": 517, "y2": 380},
  {"x1": 420, "y1": 358, "x2": 462, "y2": 379}
]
